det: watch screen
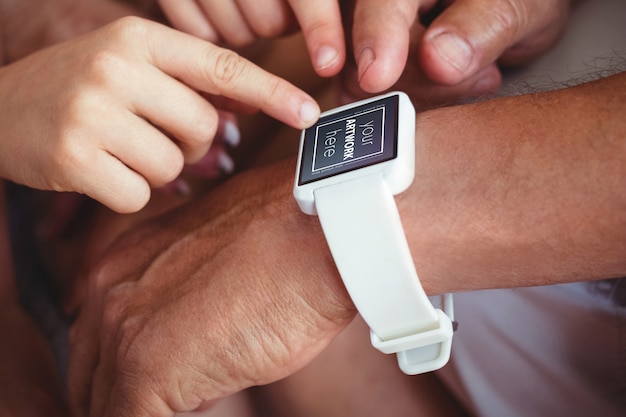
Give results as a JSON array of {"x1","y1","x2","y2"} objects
[{"x1": 298, "y1": 94, "x2": 399, "y2": 185}]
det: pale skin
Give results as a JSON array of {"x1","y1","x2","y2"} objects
[
  {"x1": 66, "y1": 71, "x2": 626, "y2": 416},
  {"x1": 0, "y1": 15, "x2": 320, "y2": 214},
  {"x1": 156, "y1": 0, "x2": 572, "y2": 99},
  {"x1": 0, "y1": 0, "x2": 246, "y2": 189}
]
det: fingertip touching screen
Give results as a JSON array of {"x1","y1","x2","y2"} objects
[{"x1": 298, "y1": 94, "x2": 399, "y2": 185}]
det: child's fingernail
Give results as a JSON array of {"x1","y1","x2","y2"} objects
[
  {"x1": 174, "y1": 178, "x2": 191, "y2": 197},
  {"x1": 218, "y1": 151, "x2": 235, "y2": 174},
  {"x1": 223, "y1": 120, "x2": 241, "y2": 147},
  {"x1": 299, "y1": 100, "x2": 320, "y2": 126}
]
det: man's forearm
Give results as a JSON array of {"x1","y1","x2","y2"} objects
[
  {"x1": 84, "y1": 71, "x2": 626, "y2": 301},
  {"x1": 400, "y1": 71, "x2": 626, "y2": 293},
  {"x1": 67, "y1": 72, "x2": 626, "y2": 414},
  {"x1": 197, "y1": 71, "x2": 626, "y2": 297}
]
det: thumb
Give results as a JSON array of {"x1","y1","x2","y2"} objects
[
  {"x1": 349, "y1": 0, "x2": 420, "y2": 93},
  {"x1": 419, "y1": 0, "x2": 571, "y2": 85}
]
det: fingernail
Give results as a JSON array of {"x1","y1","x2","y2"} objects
[
  {"x1": 315, "y1": 45, "x2": 339, "y2": 71},
  {"x1": 357, "y1": 47, "x2": 375, "y2": 83},
  {"x1": 223, "y1": 120, "x2": 241, "y2": 147},
  {"x1": 174, "y1": 178, "x2": 191, "y2": 197},
  {"x1": 218, "y1": 151, "x2": 235, "y2": 174},
  {"x1": 431, "y1": 32, "x2": 472, "y2": 74},
  {"x1": 299, "y1": 100, "x2": 320, "y2": 126}
]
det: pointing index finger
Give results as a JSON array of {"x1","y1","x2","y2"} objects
[{"x1": 145, "y1": 19, "x2": 320, "y2": 129}]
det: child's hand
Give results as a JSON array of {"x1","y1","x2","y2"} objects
[
  {"x1": 158, "y1": 111, "x2": 241, "y2": 197},
  {"x1": 0, "y1": 17, "x2": 319, "y2": 213}
]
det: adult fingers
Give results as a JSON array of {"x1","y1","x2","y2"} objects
[
  {"x1": 419, "y1": 0, "x2": 571, "y2": 85},
  {"x1": 89, "y1": 284, "x2": 154, "y2": 417},
  {"x1": 143, "y1": 19, "x2": 320, "y2": 128},
  {"x1": 349, "y1": 0, "x2": 421, "y2": 93},
  {"x1": 337, "y1": 54, "x2": 501, "y2": 109},
  {"x1": 157, "y1": 0, "x2": 219, "y2": 42},
  {"x1": 68, "y1": 237, "x2": 163, "y2": 417},
  {"x1": 288, "y1": 0, "x2": 346, "y2": 77},
  {"x1": 195, "y1": 0, "x2": 256, "y2": 47},
  {"x1": 235, "y1": 0, "x2": 297, "y2": 38}
]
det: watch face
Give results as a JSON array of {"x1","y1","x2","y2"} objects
[{"x1": 298, "y1": 94, "x2": 399, "y2": 185}]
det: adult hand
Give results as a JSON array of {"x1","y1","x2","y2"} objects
[
  {"x1": 155, "y1": 0, "x2": 572, "y2": 103},
  {"x1": 156, "y1": 0, "x2": 346, "y2": 77},
  {"x1": 67, "y1": 161, "x2": 355, "y2": 416},
  {"x1": 418, "y1": 0, "x2": 572, "y2": 85},
  {"x1": 340, "y1": 0, "x2": 572, "y2": 106},
  {"x1": 0, "y1": 17, "x2": 319, "y2": 213},
  {"x1": 67, "y1": 70, "x2": 626, "y2": 416}
]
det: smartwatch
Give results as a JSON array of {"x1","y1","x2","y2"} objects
[{"x1": 293, "y1": 91, "x2": 454, "y2": 374}]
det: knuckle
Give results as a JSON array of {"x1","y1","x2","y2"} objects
[
  {"x1": 46, "y1": 130, "x2": 89, "y2": 191},
  {"x1": 301, "y1": 18, "x2": 330, "y2": 39},
  {"x1": 260, "y1": 76, "x2": 283, "y2": 108},
  {"x1": 81, "y1": 48, "x2": 133, "y2": 92},
  {"x1": 106, "y1": 16, "x2": 151, "y2": 43},
  {"x1": 159, "y1": 151, "x2": 185, "y2": 184},
  {"x1": 101, "y1": 284, "x2": 133, "y2": 332},
  {"x1": 493, "y1": 0, "x2": 526, "y2": 39},
  {"x1": 82, "y1": 17, "x2": 147, "y2": 84},
  {"x1": 207, "y1": 49, "x2": 247, "y2": 91},
  {"x1": 99, "y1": 284, "x2": 148, "y2": 368},
  {"x1": 89, "y1": 260, "x2": 125, "y2": 298},
  {"x1": 182, "y1": 107, "x2": 217, "y2": 156},
  {"x1": 393, "y1": 1, "x2": 419, "y2": 28}
]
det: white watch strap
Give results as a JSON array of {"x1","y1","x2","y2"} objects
[{"x1": 314, "y1": 172, "x2": 453, "y2": 374}]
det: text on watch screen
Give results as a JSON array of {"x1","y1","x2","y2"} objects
[{"x1": 298, "y1": 94, "x2": 399, "y2": 185}]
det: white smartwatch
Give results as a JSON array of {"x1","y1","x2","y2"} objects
[{"x1": 293, "y1": 91, "x2": 454, "y2": 374}]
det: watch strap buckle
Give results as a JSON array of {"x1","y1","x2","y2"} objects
[{"x1": 370, "y1": 306, "x2": 454, "y2": 375}]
